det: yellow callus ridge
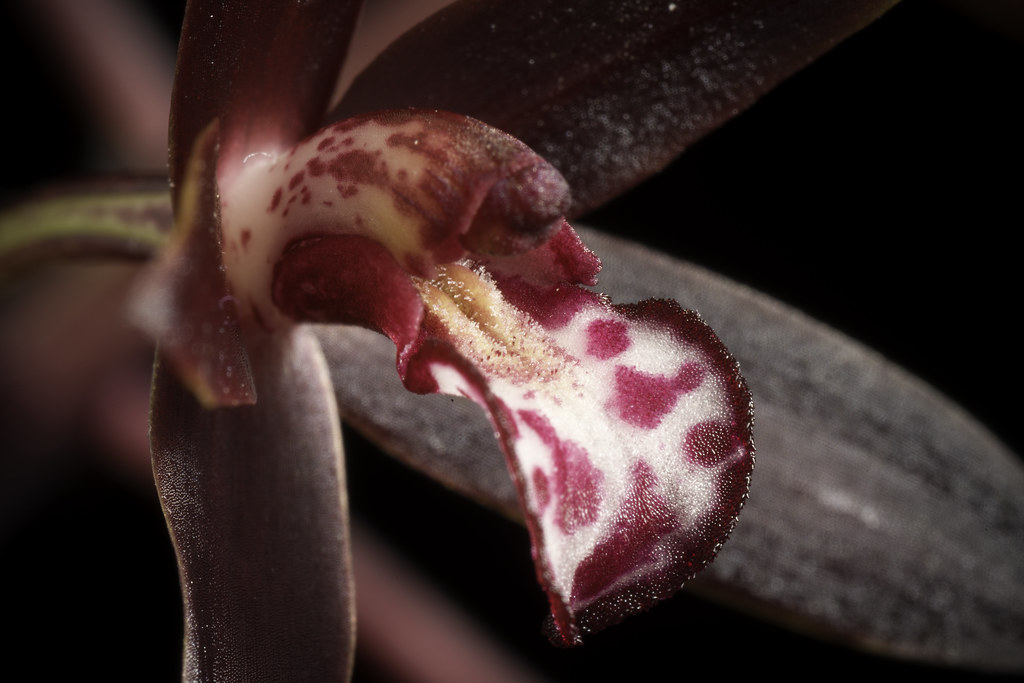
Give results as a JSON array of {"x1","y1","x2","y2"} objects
[{"x1": 413, "y1": 262, "x2": 569, "y2": 384}]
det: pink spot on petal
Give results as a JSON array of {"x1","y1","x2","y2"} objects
[
  {"x1": 612, "y1": 362, "x2": 705, "y2": 429},
  {"x1": 586, "y1": 318, "x2": 630, "y2": 359},
  {"x1": 240, "y1": 229, "x2": 251, "y2": 250},
  {"x1": 519, "y1": 410, "x2": 602, "y2": 534},
  {"x1": 288, "y1": 170, "x2": 305, "y2": 190}
]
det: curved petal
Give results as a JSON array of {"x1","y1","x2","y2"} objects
[
  {"x1": 331, "y1": 0, "x2": 899, "y2": 216},
  {"x1": 407, "y1": 270, "x2": 753, "y2": 644},
  {"x1": 313, "y1": 221, "x2": 753, "y2": 645},
  {"x1": 151, "y1": 325, "x2": 355, "y2": 682}
]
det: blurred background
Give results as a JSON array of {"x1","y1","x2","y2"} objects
[{"x1": 1, "y1": 0, "x2": 1021, "y2": 680}]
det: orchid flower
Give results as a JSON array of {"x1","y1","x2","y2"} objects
[
  {"x1": 1, "y1": 0, "x2": 1022, "y2": 680},
  {"x1": 144, "y1": 0, "x2": 761, "y2": 669}
]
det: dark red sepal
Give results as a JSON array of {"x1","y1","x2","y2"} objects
[
  {"x1": 150, "y1": 326, "x2": 354, "y2": 682},
  {"x1": 131, "y1": 121, "x2": 255, "y2": 407},
  {"x1": 171, "y1": 0, "x2": 363, "y2": 193}
]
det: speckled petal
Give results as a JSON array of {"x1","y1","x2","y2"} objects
[
  {"x1": 220, "y1": 109, "x2": 569, "y2": 332},
  {"x1": 401, "y1": 228, "x2": 754, "y2": 644}
]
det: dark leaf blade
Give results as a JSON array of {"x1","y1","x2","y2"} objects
[
  {"x1": 317, "y1": 226, "x2": 1024, "y2": 671},
  {"x1": 331, "y1": 0, "x2": 898, "y2": 216},
  {"x1": 151, "y1": 325, "x2": 355, "y2": 682},
  {"x1": 581, "y1": 228, "x2": 1024, "y2": 671},
  {"x1": 318, "y1": 322, "x2": 522, "y2": 518},
  {"x1": 170, "y1": 0, "x2": 363, "y2": 190}
]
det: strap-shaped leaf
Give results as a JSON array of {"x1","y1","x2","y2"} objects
[
  {"x1": 0, "y1": 177, "x2": 169, "y2": 284},
  {"x1": 332, "y1": 0, "x2": 899, "y2": 216},
  {"x1": 151, "y1": 326, "x2": 354, "y2": 682}
]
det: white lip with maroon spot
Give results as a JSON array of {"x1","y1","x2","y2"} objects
[{"x1": 426, "y1": 292, "x2": 741, "y2": 613}]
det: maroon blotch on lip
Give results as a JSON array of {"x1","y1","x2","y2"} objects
[
  {"x1": 685, "y1": 420, "x2": 742, "y2": 468},
  {"x1": 495, "y1": 276, "x2": 601, "y2": 329},
  {"x1": 612, "y1": 362, "x2": 706, "y2": 429},
  {"x1": 519, "y1": 409, "x2": 603, "y2": 535},
  {"x1": 570, "y1": 461, "x2": 675, "y2": 606},
  {"x1": 586, "y1": 318, "x2": 631, "y2": 359}
]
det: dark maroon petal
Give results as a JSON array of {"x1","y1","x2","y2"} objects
[
  {"x1": 170, "y1": 0, "x2": 362, "y2": 192},
  {"x1": 131, "y1": 121, "x2": 254, "y2": 407},
  {"x1": 331, "y1": 0, "x2": 899, "y2": 216},
  {"x1": 150, "y1": 326, "x2": 354, "y2": 682}
]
